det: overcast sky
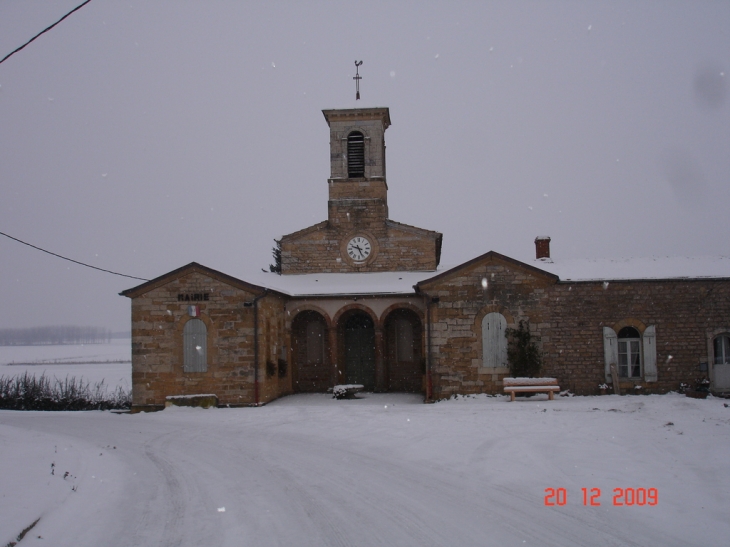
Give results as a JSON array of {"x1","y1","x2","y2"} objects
[{"x1": 1, "y1": 0, "x2": 728, "y2": 333}]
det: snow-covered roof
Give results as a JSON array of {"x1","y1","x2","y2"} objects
[
  {"x1": 242, "y1": 270, "x2": 436, "y2": 297},
  {"x1": 532, "y1": 255, "x2": 730, "y2": 281},
  {"x1": 237, "y1": 255, "x2": 730, "y2": 297}
]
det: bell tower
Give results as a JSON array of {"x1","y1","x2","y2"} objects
[
  {"x1": 278, "y1": 106, "x2": 441, "y2": 274},
  {"x1": 322, "y1": 108, "x2": 391, "y2": 225}
]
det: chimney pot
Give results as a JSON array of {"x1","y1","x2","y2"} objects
[{"x1": 535, "y1": 236, "x2": 551, "y2": 260}]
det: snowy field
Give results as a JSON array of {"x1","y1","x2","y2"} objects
[
  {"x1": 0, "y1": 340, "x2": 131, "y2": 390},
  {"x1": 1, "y1": 391, "x2": 728, "y2": 546}
]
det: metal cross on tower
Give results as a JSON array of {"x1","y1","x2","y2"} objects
[{"x1": 353, "y1": 60, "x2": 363, "y2": 100}]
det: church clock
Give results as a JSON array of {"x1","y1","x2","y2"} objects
[{"x1": 346, "y1": 236, "x2": 371, "y2": 262}]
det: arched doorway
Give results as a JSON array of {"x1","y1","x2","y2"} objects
[
  {"x1": 384, "y1": 309, "x2": 423, "y2": 392},
  {"x1": 340, "y1": 311, "x2": 376, "y2": 390},
  {"x1": 291, "y1": 310, "x2": 330, "y2": 392}
]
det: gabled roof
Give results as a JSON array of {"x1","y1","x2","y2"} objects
[
  {"x1": 119, "y1": 262, "x2": 276, "y2": 299},
  {"x1": 415, "y1": 251, "x2": 559, "y2": 289}
]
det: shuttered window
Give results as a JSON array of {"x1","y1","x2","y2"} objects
[
  {"x1": 183, "y1": 319, "x2": 207, "y2": 372},
  {"x1": 604, "y1": 325, "x2": 657, "y2": 382},
  {"x1": 347, "y1": 131, "x2": 365, "y2": 178},
  {"x1": 482, "y1": 312, "x2": 507, "y2": 368}
]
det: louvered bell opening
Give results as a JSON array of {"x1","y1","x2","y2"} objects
[{"x1": 347, "y1": 132, "x2": 365, "y2": 178}]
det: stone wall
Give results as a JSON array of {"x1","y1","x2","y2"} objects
[
  {"x1": 280, "y1": 220, "x2": 441, "y2": 274},
  {"x1": 419, "y1": 253, "x2": 730, "y2": 398},
  {"x1": 129, "y1": 270, "x2": 290, "y2": 410},
  {"x1": 545, "y1": 278, "x2": 730, "y2": 394},
  {"x1": 419, "y1": 254, "x2": 554, "y2": 398}
]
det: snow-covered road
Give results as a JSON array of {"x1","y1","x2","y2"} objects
[{"x1": 2, "y1": 393, "x2": 728, "y2": 546}]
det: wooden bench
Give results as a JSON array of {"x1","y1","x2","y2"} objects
[{"x1": 503, "y1": 378, "x2": 560, "y2": 401}]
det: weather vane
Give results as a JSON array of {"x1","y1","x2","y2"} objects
[{"x1": 353, "y1": 60, "x2": 363, "y2": 100}]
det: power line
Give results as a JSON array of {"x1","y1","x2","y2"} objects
[
  {"x1": 0, "y1": 230, "x2": 149, "y2": 282},
  {"x1": 0, "y1": 0, "x2": 94, "y2": 66}
]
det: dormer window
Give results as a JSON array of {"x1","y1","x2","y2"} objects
[{"x1": 347, "y1": 131, "x2": 365, "y2": 178}]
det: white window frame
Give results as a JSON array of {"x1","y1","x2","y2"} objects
[
  {"x1": 714, "y1": 334, "x2": 730, "y2": 365},
  {"x1": 603, "y1": 325, "x2": 656, "y2": 382}
]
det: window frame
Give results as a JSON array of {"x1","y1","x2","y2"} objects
[
  {"x1": 482, "y1": 312, "x2": 508, "y2": 369},
  {"x1": 183, "y1": 318, "x2": 208, "y2": 373},
  {"x1": 714, "y1": 334, "x2": 730, "y2": 365},
  {"x1": 603, "y1": 324, "x2": 657, "y2": 382},
  {"x1": 347, "y1": 131, "x2": 365, "y2": 178}
]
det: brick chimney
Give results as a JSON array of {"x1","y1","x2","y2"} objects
[{"x1": 535, "y1": 236, "x2": 551, "y2": 260}]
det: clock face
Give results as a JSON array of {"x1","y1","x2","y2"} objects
[{"x1": 346, "y1": 236, "x2": 372, "y2": 262}]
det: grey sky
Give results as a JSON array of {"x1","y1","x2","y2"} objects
[{"x1": 1, "y1": 0, "x2": 728, "y2": 332}]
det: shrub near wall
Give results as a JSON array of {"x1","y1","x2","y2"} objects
[{"x1": 0, "y1": 373, "x2": 131, "y2": 411}]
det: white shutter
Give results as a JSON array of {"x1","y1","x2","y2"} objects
[
  {"x1": 643, "y1": 325, "x2": 657, "y2": 382},
  {"x1": 482, "y1": 312, "x2": 507, "y2": 368},
  {"x1": 184, "y1": 319, "x2": 207, "y2": 372},
  {"x1": 603, "y1": 327, "x2": 617, "y2": 382}
]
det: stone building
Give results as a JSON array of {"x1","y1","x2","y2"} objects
[{"x1": 121, "y1": 106, "x2": 730, "y2": 411}]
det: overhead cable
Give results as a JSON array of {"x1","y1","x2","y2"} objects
[
  {"x1": 0, "y1": 230, "x2": 149, "y2": 281},
  {"x1": 0, "y1": 0, "x2": 94, "y2": 66}
]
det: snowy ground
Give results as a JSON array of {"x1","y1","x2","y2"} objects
[
  {"x1": 0, "y1": 340, "x2": 131, "y2": 390},
  {"x1": 1, "y1": 391, "x2": 728, "y2": 547}
]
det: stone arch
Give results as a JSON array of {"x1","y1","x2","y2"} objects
[
  {"x1": 612, "y1": 318, "x2": 647, "y2": 335},
  {"x1": 333, "y1": 303, "x2": 380, "y2": 329},
  {"x1": 287, "y1": 304, "x2": 332, "y2": 329},
  {"x1": 380, "y1": 301, "x2": 425, "y2": 325}
]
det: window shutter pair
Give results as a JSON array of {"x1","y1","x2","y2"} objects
[{"x1": 602, "y1": 325, "x2": 657, "y2": 382}]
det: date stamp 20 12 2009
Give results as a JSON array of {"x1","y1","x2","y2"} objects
[{"x1": 544, "y1": 487, "x2": 658, "y2": 507}]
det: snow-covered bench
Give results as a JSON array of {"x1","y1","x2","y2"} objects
[
  {"x1": 332, "y1": 384, "x2": 364, "y2": 400},
  {"x1": 503, "y1": 378, "x2": 560, "y2": 402},
  {"x1": 165, "y1": 394, "x2": 218, "y2": 409}
]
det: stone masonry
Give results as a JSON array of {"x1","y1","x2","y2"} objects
[
  {"x1": 122, "y1": 263, "x2": 290, "y2": 411},
  {"x1": 417, "y1": 252, "x2": 730, "y2": 398}
]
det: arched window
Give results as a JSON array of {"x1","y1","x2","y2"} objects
[
  {"x1": 183, "y1": 319, "x2": 207, "y2": 372},
  {"x1": 617, "y1": 326, "x2": 641, "y2": 378},
  {"x1": 603, "y1": 324, "x2": 656, "y2": 382},
  {"x1": 347, "y1": 131, "x2": 365, "y2": 178},
  {"x1": 482, "y1": 312, "x2": 507, "y2": 368},
  {"x1": 714, "y1": 334, "x2": 730, "y2": 365}
]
